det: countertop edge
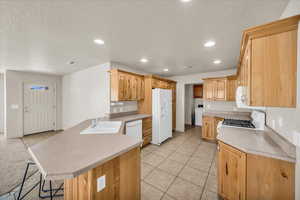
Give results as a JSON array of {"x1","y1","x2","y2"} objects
[
  {"x1": 41, "y1": 141, "x2": 142, "y2": 180},
  {"x1": 216, "y1": 137, "x2": 296, "y2": 163}
]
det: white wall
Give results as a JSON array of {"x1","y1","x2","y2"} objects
[
  {"x1": 4, "y1": 70, "x2": 62, "y2": 138},
  {"x1": 171, "y1": 69, "x2": 236, "y2": 132},
  {"x1": 0, "y1": 74, "x2": 4, "y2": 132},
  {"x1": 62, "y1": 63, "x2": 111, "y2": 129}
]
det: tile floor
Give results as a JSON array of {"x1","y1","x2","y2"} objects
[
  {"x1": 0, "y1": 127, "x2": 220, "y2": 200},
  {"x1": 141, "y1": 127, "x2": 219, "y2": 200}
]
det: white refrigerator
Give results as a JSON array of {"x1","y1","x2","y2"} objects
[{"x1": 152, "y1": 88, "x2": 172, "y2": 145}]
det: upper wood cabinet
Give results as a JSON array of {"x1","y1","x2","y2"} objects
[
  {"x1": 237, "y1": 15, "x2": 300, "y2": 107},
  {"x1": 193, "y1": 85, "x2": 203, "y2": 98},
  {"x1": 203, "y1": 76, "x2": 237, "y2": 101},
  {"x1": 110, "y1": 69, "x2": 145, "y2": 101}
]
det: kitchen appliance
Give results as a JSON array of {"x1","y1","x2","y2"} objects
[
  {"x1": 195, "y1": 107, "x2": 204, "y2": 126},
  {"x1": 152, "y1": 88, "x2": 172, "y2": 145},
  {"x1": 236, "y1": 86, "x2": 265, "y2": 110},
  {"x1": 126, "y1": 120, "x2": 143, "y2": 142},
  {"x1": 221, "y1": 110, "x2": 265, "y2": 130}
]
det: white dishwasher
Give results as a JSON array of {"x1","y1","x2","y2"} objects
[{"x1": 126, "y1": 120, "x2": 143, "y2": 142}]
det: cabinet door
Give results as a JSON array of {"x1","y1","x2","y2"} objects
[
  {"x1": 227, "y1": 77, "x2": 237, "y2": 101},
  {"x1": 140, "y1": 78, "x2": 145, "y2": 100},
  {"x1": 202, "y1": 116, "x2": 213, "y2": 139},
  {"x1": 215, "y1": 79, "x2": 226, "y2": 100},
  {"x1": 118, "y1": 73, "x2": 126, "y2": 100},
  {"x1": 247, "y1": 154, "x2": 295, "y2": 200},
  {"x1": 218, "y1": 142, "x2": 246, "y2": 200},
  {"x1": 251, "y1": 30, "x2": 297, "y2": 107},
  {"x1": 131, "y1": 76, "x2": 137, "y2": 100},
  {"x1": 204, "y1": 81, "x2": 214, "y2": 100}
]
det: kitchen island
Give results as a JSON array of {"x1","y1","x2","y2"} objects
[{"x1": 28, "y1": 116, "x2": 146, "y2": 200}]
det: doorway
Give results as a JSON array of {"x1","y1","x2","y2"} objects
[{"x1": 23, "y1": 82, "x2": 56, "y2": 135}]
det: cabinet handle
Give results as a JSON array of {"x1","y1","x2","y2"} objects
[
  {"x1": 281, "y1": 172, "x2": 288, "y2": 179},
  {"x1": 225, "y1": 163, "x2": 228, "y2": 175}
]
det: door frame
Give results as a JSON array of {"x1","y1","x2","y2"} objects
[{"x1": 22, "y1": 81, "x2": 57, "y2": 136}]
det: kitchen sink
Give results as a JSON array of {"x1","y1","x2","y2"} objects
[{"x1": 80, "y1": 121, "x2": 122, "y2": 135}]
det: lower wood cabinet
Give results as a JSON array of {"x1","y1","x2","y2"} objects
[
  {"x1": 142, "y1": 117, "x2": 152, "y2": 147},
  {"x1": 217, "y1": 142, "x2": 295, "y2": 200},
  {"x1": 218, "y1": 142, "x2": 246, "y2": 200},
  {"x1": 202, "y1": 116, "x2": 223, "y2": 141}
]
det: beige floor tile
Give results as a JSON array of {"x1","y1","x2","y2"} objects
[
  {"x1": 141, "y1": 162, "x2": 155, "y2": 179},
  {"x1": 143, "y1": 152, "x2": 166, "y2": 166},
  {"x1": 201, "y1": 189, "x2": 220, "y2": 200},
  {"x1": 168, "y1": 152, "x2": 191, "y2": 164},
  {"x1": 144, "y1": 169, "x2": 176, "y2": 192},
  {"x1": 186, "y1": 156, "x2": 212, "y2": 172},
  {"x1": 178, "y1": 166, "x2": 208, "y2": 187},
  {"x1": 143, "y1": 144, "x2": 160, "y2": 153},
  {"x1": 205, "y1": 175, "x2": 218, "y2": 193},
  {"x1": 154, "y1": 148, "x2": 175, "y2": 158},
  {"x1": 176, "y1": 145, "x2": 197, "y2": 156},
  {"x1": 141, "y1": 181, "x2": 164, "y2": 200},
  {"x1": 209, "y1": 160, "x2": 217, "y2": 176},
  {"x1": 167, "y1": 178, "x2": 203, "y2": 200},
  {"x1": 158, "y1": 159, "x2": 185, "y2": 176},
  {"x1": 161, "y1": 194, "x2": 176, "y2": 200}
]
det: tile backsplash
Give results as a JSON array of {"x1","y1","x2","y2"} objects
[
  {"x1": 203, "y1": 100, "x2": 251, "y2": 112},
  {"x1": 110, "y1": 101, "x2": 138, "y2": 113}
]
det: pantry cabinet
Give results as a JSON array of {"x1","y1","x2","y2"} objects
[
  {"x1": 203, "y1": 76, "x2": 237, "y2": 101},
  {"x1": 217, "y1": 142, "x2": 295, "y2": 200},
  {"x1": 202, "y1": 116, "x2": 223, "y2": 141},
  {"x1": 236, "y1": 15, "x2": 300, "y2": 107},
  {"x1": 110, "y1": 69, "x2": 145, "y2": 101}
]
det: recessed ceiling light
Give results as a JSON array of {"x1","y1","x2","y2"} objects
[
  {"x1": 213, "y1": 59, "x2": 222, "y2": 64},
  {"x1": 181, "y1": 0, "x2": 192, "y2": 2},
  {"x1": 163, "y1": 68, "x2": 169, "y2": 72},
  {"x1": 204, "y1": 40, "x2": 216, "y2": 47},
  {"x1": 94, "y1": 39, "x2": 105, "y2": 45},
  {"x1": 140, "y1": 58, "x2": 148, "y2": 63}
]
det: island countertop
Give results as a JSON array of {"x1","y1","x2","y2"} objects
[{"x1": 28, "y1": 114, "x2": 150, "y2": 180}]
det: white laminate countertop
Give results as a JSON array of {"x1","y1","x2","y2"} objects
[
  {"x1": 28, "y1": 114, "x2": 151, "y2": 180},
  {"x1": 217, "y1": 126, "x2": 296, "y2": 163}
]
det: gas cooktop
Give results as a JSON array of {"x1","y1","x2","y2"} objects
[{"x1": 222, "y1": 119, "x2": 255, "y2": 129}]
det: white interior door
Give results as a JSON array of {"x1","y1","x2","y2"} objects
[{"x1": 23, "y1": 83, "x2": 56, "y2": 135}]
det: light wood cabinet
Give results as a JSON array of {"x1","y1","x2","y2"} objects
[
  {"x1": 217, "y1": 142, "x2": 295, "y2": 200},
  {"x1": 193, "y1": 84, "x2": 203, "y2": 98},
  {"x1": 226, "y1": 76, "x2": 238, "y2": 101},
  {"x1": 236, "y1": 15, "x2": 299, "y2": 107},
  {"x1": 138, "y1": 75, "x2": 177, "y2": 131},
  {"x1": 110, "y1": 69, "x2": 145, "y2": 101},
  {"x1": 203, "y1": 76, "x2": 237, "y2": 101},
  {"x1": 218, "y1": 142, "x2": 246, "y2": 200},
  {"x1": 202, "y1": 116, "x2": 223, "y2": 141},
  {"x1": 247, "y1": 154, "x2": 295, "y2": 200},
  {"x1": 142, "y1": 117, "x2": 152, "y2": 147}
]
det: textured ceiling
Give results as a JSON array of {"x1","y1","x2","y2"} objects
[{"x1": 0, "y1": 0, "x2": 288, "y2": 76}]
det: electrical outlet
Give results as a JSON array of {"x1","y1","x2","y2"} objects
[{"x1": 97, "y1": 175, "x2": 106, "y2": 192}]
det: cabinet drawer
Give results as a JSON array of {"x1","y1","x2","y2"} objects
[
  {"x1": 143, "y1": 129, "x2": 152, "y2": 137},
  {"x1": 142, "y1": 135, "x2": 152, "y2": 147},
  {"x1": 142, "y1": 117, "x2": 152, "y2": 131}
]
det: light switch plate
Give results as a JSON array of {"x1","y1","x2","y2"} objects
[{"x1": 97, "y1": 175, "x2": 106, "y2": 192}]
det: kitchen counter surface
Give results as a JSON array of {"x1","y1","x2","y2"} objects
[
  {"x1": 217, "y1": 126, "x2": 296, "y2": 163},
  {"x1": 203, "y1": 111, "x2": 251, "y2": 120},
  {"x1": 28, "y1": 113, "x2": 151, "y2": 180}
]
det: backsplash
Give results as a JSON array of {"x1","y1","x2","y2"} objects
[
  {"x1": 110, "y1": 101, "x2": 138, "y2": 113},
  {"x1": 203, "y1": 100, "x2": 251, "y2": 112}
]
